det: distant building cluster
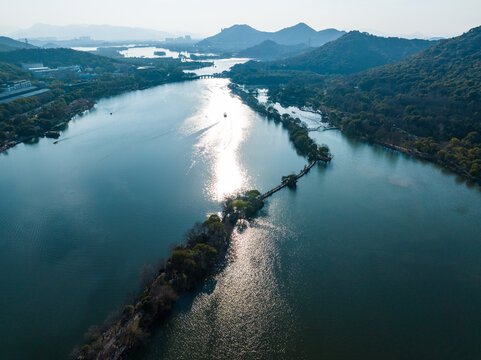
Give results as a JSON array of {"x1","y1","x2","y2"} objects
[
  {"x1": 165, "y1": 35, "x2": 192, "y2": 42},
  {"x1": 1, "y1": 80, "x2": 32, "y2": 92},
  {"x1": 21, "y1": 63, "x2": 82, "y2": 78}
]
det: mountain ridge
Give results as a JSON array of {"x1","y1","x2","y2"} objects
[
  {"x1": 273, "y1": 31, "x2": 435, "y2": 75},
  {"x1": 198, "y1": 23, "x2": 345, "y2": 51}
]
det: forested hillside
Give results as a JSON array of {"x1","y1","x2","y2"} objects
[
  {"x1": 228, "y1": 31, "x2": 434, "y2": 84},
  {"x1": 0, "y1": 63, "x2": 30, "y2": 83},
  {"x1": 268, "y1": 26, "x2": 481, "y2": 181},
  {"x1": 274, "y1": 31, "x2": 434, "y2": 74},
  {"x1": 237, "y1": 40, "x2": 309, "y2": 60}
]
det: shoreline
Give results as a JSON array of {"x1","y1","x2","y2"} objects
[
  {"x1": 73, "y1": 191, "x2": 264, "y2": 360},
  {"x1": 249, "y1": 85, "x2": 481, "y2": 187},
  {"x1": 228, "y1": 83, "x2": 333, "y2": 163},
  {"x1": 0, "y1": 77, "x2": 199, "y2": 155}
]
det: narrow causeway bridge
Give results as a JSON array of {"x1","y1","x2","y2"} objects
[{"x1": 258, "y1": 161, "x2": 316, "y2": 201}]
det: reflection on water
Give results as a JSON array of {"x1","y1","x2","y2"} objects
[
  {"x1": 137, "y1": 219, "x2": 296, "y2": 360},
  {"x1": 257, "y1": 88, "x2": 326, "y2": 129},
  {"x1": 72, "y1": 44, "x2": 137, "y2": 52},
  {"x1": 186, "y1": 58, "x2": 250, "y2": 77},
  {"x1": 137, "y1": 101, "x2": 481, "y2": 360},
  {"x1": 119, "y1": 46, "x2": 189, "y2": 59},
  {"x1": 184, "y1": 81, "x2": 252, "y2": 201},
  {"x1": 0, "y1": 78, "x2": 279, "y2": 360}
]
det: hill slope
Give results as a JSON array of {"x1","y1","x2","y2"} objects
[
  {"x1": 272, "y1": 26, "x2": 481, "y2": 181},
  {"x1": 237, "y1": 40, "x2": 309, "y2": 60},
  {"x1": 0, "y1": 63, "x2": 31, "y2": 83},
  {"x1": 0, "y1": 36, "x2": 37, "y2": 52},
  {"x1": 274, "y1": 31, "x2": 434, "y2": 75},
  {"x1": 198, "y1": 23, "x2": 345, "y2": 51},
  {"x1": 323, "y1": 26, "x2": 481, "y2": 140}
]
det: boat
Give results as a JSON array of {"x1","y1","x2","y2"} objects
[
  {"x1": 53, "y1": 140, "x2": 58, "y2": 144},
  {"x1": 45, "y1": 130, "x2": 60, "y2": 139}
]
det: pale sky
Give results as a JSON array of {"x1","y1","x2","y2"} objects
[{"x1": 1, "y1": 0, "x2": 481, "y2": 38}]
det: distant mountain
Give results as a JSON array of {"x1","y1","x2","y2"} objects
[
  {"x1": 0, "y1": 36, "x2": 37, "y2": 52},
  {"x1": 10, "y1": 24, "x2": 172, "y2": 41},
  {"x1": 271, "y1": 24, "x2": 343, "y2": 47},
  {"x1": 198, "y1": 23, "x2": 345, "y2": 51},
  {"x1": 274, "y1": 31, "x2": 435, "y2": 75},
  {"x1": 237, "y1": 40, "x2": 309, "y2": 60}
]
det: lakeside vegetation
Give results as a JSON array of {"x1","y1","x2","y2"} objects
[
  {"x1": 229, "y1": 83, "x2": 332, "y2": 163},
  {"x1": 73, "y1": 190, "x2": 264, "y2": 360},
  {"x1": 0, "y1": 48, "x2": 204, "y2": 152},
  {"x1": 228, "y1": 26, "x2": 481, "y2": 184}
]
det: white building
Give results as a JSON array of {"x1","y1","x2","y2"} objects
[
  {"x1": 2, "y1": 80, "x2": 32, "y2": 92},
  {"x1": 21, "y1": 63, "x2": 44, "y2": 71}
]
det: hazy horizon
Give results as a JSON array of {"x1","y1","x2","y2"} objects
[{"x1": 2, "y1": 0, "x2": 481, "y2": 39}]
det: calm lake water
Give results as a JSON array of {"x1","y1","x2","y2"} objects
[{"x1": 1, "y1": 77, "x2": 481, "y2": 360}]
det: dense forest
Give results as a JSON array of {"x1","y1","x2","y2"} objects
[{"x1": 264, "y1": 26, "x2": 481, "y2": 182}]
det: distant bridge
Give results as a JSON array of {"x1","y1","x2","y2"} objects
[
  {"x1": 196, "y1": 75, "x2": 216, "y2": 80},
  {"x1": 307, "y1": 125, "x2": 339, "y2": 132}
]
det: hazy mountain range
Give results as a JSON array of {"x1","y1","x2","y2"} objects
[
  {"x1": 198, "y1": 23, "x2": 346, "y2": 51},
  {"x1": 9, "y1": 24, "x2": 173, "y2": 41}
]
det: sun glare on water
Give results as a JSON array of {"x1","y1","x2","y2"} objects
[{"x1": 182, "y1": 80, "x2": 252, "y2": 202}]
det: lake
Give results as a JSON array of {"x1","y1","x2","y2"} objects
[{"x1": 1, "y1": 77, "x2": 481, "y2": 360}]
